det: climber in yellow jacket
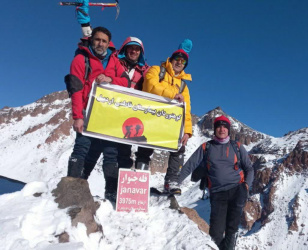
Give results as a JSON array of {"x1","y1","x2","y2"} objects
[{"x1": 142, "y1": 39, "x2": 193, "y2": 195}]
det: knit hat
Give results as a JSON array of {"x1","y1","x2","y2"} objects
[
  {"x1": 214, "y1": 115, "x2": 231, "y2": 135},
  {"x1": 170, "y1": 39, "x2": 193, "y2": 69}
]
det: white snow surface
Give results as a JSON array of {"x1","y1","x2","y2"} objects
[
  {"x1": 1, "y1": 100, "x2": 308, "y2": 249},
  {"x1": 0, "y1": 173, "x2": 219, "y2": 250}
]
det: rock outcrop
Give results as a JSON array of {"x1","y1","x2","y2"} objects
[
  {"x1": 180, "y1": 207, "x2": 210, "y2": 234},
  {"x1": 52, "y1": 177, "x2": 103, "y2": 242}
]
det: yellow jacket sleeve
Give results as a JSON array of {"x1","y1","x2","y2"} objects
[{"x1": 182, "y1": 85, "x2": 192, "y2": 137}]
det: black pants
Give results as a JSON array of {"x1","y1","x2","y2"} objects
[
  {"x1": 209, "y1": 183, "x2": 248, "y2": 247},
  {"x1": 83, "y1": 141, "x2": 153, "y2": 178},
  {"x1": 83, "y1": 139, "x2": 130, "y2": 179},
  {"x1": 135, "y1": 147, "x2": 154, "y2": 166},
  {"x1": 84, "y1": 137, "x2": 120, "y2": 166},
  {"x1": 165, "y1": 146, "x2": 185, "y2": 184}
]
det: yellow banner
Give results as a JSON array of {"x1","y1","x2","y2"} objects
[{"x1": 83, "y1": 82, "x2": 185, "y2": 151}]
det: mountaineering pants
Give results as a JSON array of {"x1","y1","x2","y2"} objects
[
  {"x1": 71, "y1": 133, "x2": 119, "y2": 165},
  {"x1": 209, "y1": 183, "x2": 248, "y2": 247},
  {"x1": 135, "y1": 147, "x2": 154, "y2": 167},
  {"x1": 70, "y1": 133, "x2": 96, "y2": 160},
  {"x1": 69, "y1": 133, "x2": 120, "y2": 178},
  {"x1": 117, "y1": 144, "x2": 134, "y2": 169},
  {"x1": 164, "y1": 146, "x2": 185, "y2": 184},
  {"x1": 84, "y1": 137, "x2": 120, "y2": 166},
  {"x1": 68, "y1": 133, "x2": 101, "y2": 178},
  {"x1": 117, "y1": 145, "x2": 154, "y2": 169},
  {"x1": 84, "y1": 142, "x2": 154, "y2": 171}
]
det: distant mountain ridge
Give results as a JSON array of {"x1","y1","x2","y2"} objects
[{"x1": 1, "y1": 90, "x2": 308, "y2": 248}]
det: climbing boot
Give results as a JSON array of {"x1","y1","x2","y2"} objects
[{"x1": 67, "y1": 157, "x2": 84, "y2": 178}]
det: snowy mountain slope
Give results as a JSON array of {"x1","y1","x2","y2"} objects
[
  {"x1": 0, "y1": 91, "x2": 74, "y2": 184},
  {"x1": 238, "y1": 132, "x2": 308, "y2": 249},
  {"x1": 1, "y1": 91, "x2": 308, "y2": 249},
  {"x1": 237, "y1": 173, "x2": 308, "y2": 249},
  {"x1": 250, "y1": 128, "x2": 308, "y2": 157}
]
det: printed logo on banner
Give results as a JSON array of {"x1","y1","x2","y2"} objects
[
  {"x1": 116, "y1": 169, "x2": 150, "y2": 213},
  {"x1": 122, "y1": 117, "x2": 146, "y2": 142}
]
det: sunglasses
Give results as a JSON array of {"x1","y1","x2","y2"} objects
[{"x1": 174, "y1": 56, "x2": 187, "y2": 65}]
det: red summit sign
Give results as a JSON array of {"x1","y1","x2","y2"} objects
[{"x1": 116, "y1": 169, "x2": 150, "y2": 212}]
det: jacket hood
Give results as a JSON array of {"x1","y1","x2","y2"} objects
[
  {"x1": 162, "y1": 58, "x2": 192, "y2": 81},
  {"x1": 77, "y1": 42, "x2": 97, "y2": 59},
  {"x1": 117, "y1": 37, "x2": 146, "y2": 66}
]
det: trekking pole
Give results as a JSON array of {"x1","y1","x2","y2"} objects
[{"x1": 60, "y1": 1, "x2": 120, "y2": 19}]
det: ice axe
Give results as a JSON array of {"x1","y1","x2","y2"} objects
[{"x1": 60, "y1": 1, "x2": 120, "y2": 20}]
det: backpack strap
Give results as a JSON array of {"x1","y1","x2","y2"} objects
[
  {"x1": 179, "y1": 80, "x2": 187, "y2": 93},
  {"x1": 204, "y1": 140, "x2": 213, "y2": 189},
  {"x1": 199, "y1": 140, "x2": 213, "y2": 199},
  {"x1": 230, "y1": 140, "x2": 241, "y2": 170},
  {"x1": 84, "y1": 54, "x2": 91, "y2": 81},
  {"x1": 202, "y1": 141, "x2": 212, "y2": 167},
  {"x1": 134, "y1": 69, "x2": 145, "y2": 90},
  {"x1": 75, "y1": 49, "x2": 92, "y2": 81},
  {"x1": 203, "y1": 140, "x2": 213, "y2": 165},
  {"x1": 230, "y1": 140, "x2": 245, "y2": 183},
  {"x1": 159, "y1": 65, "x2": 166, "y2": 82},
  {"x1": 159, "y1": 65, "x2": 187, "y2": 94}
]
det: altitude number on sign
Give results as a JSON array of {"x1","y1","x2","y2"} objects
[{"x1": 118, "y1": 198, "x2": 137, "y2": 205}]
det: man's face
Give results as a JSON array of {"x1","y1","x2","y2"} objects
[
  {"x1": 171, "y1": 56, "x2": 185, "y2": 74},
  {"x1": 215, "y1": 125, "x2": 229, "y2": 139},
  {"x1": 126, "y1": 45, "x2": 141, "y2": 62},
  {"x1": 91, "y1": 32, "x2": 110, "y2": 55}
]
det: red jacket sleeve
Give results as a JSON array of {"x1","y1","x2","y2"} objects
[{"x1": 70, "y1": 55, "x2": 86, "y2": 120}]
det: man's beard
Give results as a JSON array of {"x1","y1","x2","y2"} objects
[{"x1": 92, "y1": 45, "x2": 107, "y2": 58}]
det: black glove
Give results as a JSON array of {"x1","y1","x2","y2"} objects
[
  {"x1": 199, "y1": 177, "x2": 208, "y2": 191},
  {"x1": 191, "y1": 165, "x2": 207, "y2": 182}
]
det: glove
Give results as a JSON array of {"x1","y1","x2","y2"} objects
[
  {"x1": 76, "y1": 0, "x2": 90, "y2": 25},
  {"x1": 81, "y1": 25, "x2": 92, "y2": 37},
  {"x1": 191, "y1": 164, "x2": 207, "y2": 182},
  {"x1": 199, "y1": 177, "x2": 208, "y2": 191}
]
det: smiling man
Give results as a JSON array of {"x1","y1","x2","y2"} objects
[{"x1": 142, "y1": 39, "x2": 193, "y2": 195}]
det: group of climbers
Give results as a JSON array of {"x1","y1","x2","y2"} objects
[
  {"x1": 65, "y1": 0, "x2": 193, "y2": 200},
  {"x1": 64, "y1": 1, "x2": 254, "y2": 249}
]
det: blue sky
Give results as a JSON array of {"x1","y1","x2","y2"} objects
[{"x1": 1, "y1": 0, "x2": 307, "y2": 137}]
